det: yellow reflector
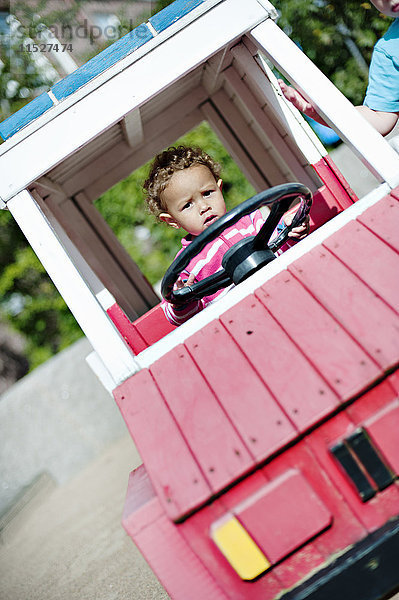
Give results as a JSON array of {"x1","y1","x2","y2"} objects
[{"x1": 211, "y1": 516, "x2": 271, "y2": 580}]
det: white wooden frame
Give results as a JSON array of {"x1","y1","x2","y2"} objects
[
  {"x1": 231, "y1": 44, "x2": 327, "y2": 168},
  {"x1": 250, "y1": 19, "x2": 399, "y2": 188},
  {"x1": 86, "y1": 105, "x2": 204, "y2": 201},
  {"x1": 0, "y1": 0, "x2": 227, "y2": 154},
  {"x1": 43, "y1": 191, "x2": 158, "y2": 318},
  {"x1": 7, "y1": 190, "x2": 140, "y2": 385},
  {"x1": 211, "y1": 88, "x2": 285, "y2": 186},
  {"x1": 201, "y1": 101, "x2": 269, "y2": 191}
]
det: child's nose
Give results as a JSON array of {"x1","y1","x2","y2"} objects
[{"x1": 199, "y1": 199, "x2": 211, "y2": 213}]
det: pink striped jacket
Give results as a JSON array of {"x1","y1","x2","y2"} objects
[{"x1": 162, "y1": 209, "x2": 295, "y2": 326}]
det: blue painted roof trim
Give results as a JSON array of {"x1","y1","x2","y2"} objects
[
  {"x1": 149, "y1": 0, "x2": 204, "y2": 33},
  {"x1": 0, "y1": 93, "x2": 53, "y2": 141},
  {"x1": 0, "y1": 0, "x2": 207, "y2": 141},
  {"x1": 51, "y1": 24, "x2": 153, "y2": 102}
]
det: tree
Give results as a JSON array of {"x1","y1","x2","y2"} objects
[
  {"x1": 273, "y1": 0, "x2": 393, "y2": 105},
  {"x1": 0, "y1": 209, "x2": 83, "y2": 369}
]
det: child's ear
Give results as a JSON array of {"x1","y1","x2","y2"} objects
[
  {"x1": 159, "y1": 213, "x2": 181, "y2": 229},
  {"x1": 217, "y1": 178, "x2": 223, "y2": 191}
]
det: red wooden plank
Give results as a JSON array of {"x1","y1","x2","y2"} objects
[
  {"x1": 180, "y1": 497, "x2": 283, "y2": 600},
  {"x1": 357, "y1": 193, "x2": 399, "y2": 254},
  {"x1": 256, "y1": 271, "x2": 380, "y2": 401},
  {"x1": 261, "y1": 530, "x2": 325, "y2": 591},
  {"x1": 288, "y1": 247, "x2": 399, "y2": 370},
  {"x1": 185, "y1": 321, "x2": 296, "y2": 463},
  {"x1": 259, "y1": 441, "x2": 364, "y2": 590},
  {"x1": 307, "y1": 411, "x2": 399, "y2": 532},
  {"x1": 133, "y1": 504, "x2": 230, "y2": 600},
  {"x1": 220, "y1": 295, "x2": 340, "y2": 432},
  {"x1": 308, "y1": 186, "x2": 344, "y2": 232},
  {"x1": 312, "y1": 157, "x2": 357, "y2": 207},
  {"x1": 123, "y1": 468, "x2": 228, "y2": 599},
  {"x1": 106, "y1": 303, "x2": 147, "y2": 353},
  {"x1": 365, "y1": 401, "x2": 399, "y2": 475},
  {"x1": 122, "y1": 466, "x2": 164, "y2": 535},
  {"x1": 323, "y1": 220, "x2": 399, "y2": 314},
  {"x1": 236, "y1": 469, "x2": 332, "y2": 564},
  {"x1": 219, "y1": 469, "x2": 269, "y2": 509},
  {"x1": 220, "y1": 468, "x2": 322, "y2": 598},
  {"x1": 133, "y1": 303, "x2": 176, "y2": 345},
  {"x1": 150, "y1": 345, "x2": 254, "y2": 494},
  {"x1": 237, "y1": 468, "x2": 327, "y2": 590},
  {"x1": 346, "y1": 379, "x2": 398, "y2": 423},
  {"x1": 263, "y1": 441, "x2": 365, "y2": 558},
  {"x1": 389, "y1": 369, "x2": 399, "y2": 393},
  {"x1": 323, "y1": 155, "x2": 359, "y2": 204},
  {"x1": 114, "y1": 369, "x2": 211, "y2": 521}
]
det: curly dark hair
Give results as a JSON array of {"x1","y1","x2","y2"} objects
[{"x1": 143, "y1": 145, "x2": 221, "y2": 217}]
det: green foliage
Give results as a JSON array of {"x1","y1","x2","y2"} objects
[
  {"x1": 95, "y1": 121, "x2": 255, "y2": 285},
  {"x1": 153, "y1": 0, "x2": 175, "y2": 13},
  {"x1": 273, "y1": 0, "x2": 393, "y2": 105},
  {"x1": 0, "y1": 210, "x2": 83, "y2": 370}
]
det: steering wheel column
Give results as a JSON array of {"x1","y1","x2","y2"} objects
[{"x1": 221, "y1": 237, "x2": 276, "y2": 285}]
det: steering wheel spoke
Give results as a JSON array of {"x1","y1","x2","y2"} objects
[{"x1": 169, "y1": 269, "x2": 231, "y2": 305}]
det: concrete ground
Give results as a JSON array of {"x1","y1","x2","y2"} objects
[
  {"x1": 0, "y1": 337, "x2": 170, "y2": 599},
  {"x1": 1, "y1": 434, "x2": 398, "y2": 600},
  {"x1": 0, "y1": 434, "x2": 170, "y2": 600}
]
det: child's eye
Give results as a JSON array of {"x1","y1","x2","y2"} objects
[
  {"x1": 182, "y1": 201, "x2": 192, "y2": 210},
  {"x1": 203, "y1": 189, "x2": 214, "y2": 197}
]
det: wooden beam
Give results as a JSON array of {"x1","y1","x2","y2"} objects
[
  {"x1": 121, "y1": 107, "x2": 144, "y2": 149},
  {"x1": 86, "y1": 107, "x2": 203, "y2": 201},
  {"x1": 8, "y1": 189, "x2": 139, "y2": 383},
  {"x1": 232, "y1": 43, "x2": 326, "y2": 165},
  {"x1": 202, "y1": 46, "x2": 232, "y2": 95},
  {"x1": 44, "y1": 191, "x2": 158, "y2": 319},
  {"x1": 250, "y1": 19, "x2": 399, "y2": 188},
  {"x1": 201, "y1": 100, "x2": 268, "y2": 192},
  {"x1": 223, "y1": 64, "x2": 319, "y2": 190},
  {"x1": 60, "y1": 85, "x2": 208, "y2": 199},
  {"x1": 211, "y1": 87, "x2": 285, "y2": 186},
  {"x1": 34, "y1": 176, "x2": 66, "y2": 197}
]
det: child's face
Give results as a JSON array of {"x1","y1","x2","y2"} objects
[
  {"x1": 369, "y1": 0, "x2": 399, "y2": 17},
  {"x1": 159, "y1": 165, "x2": 226, "y2": 236}
]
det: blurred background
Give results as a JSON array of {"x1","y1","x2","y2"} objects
[{"x1": 0, "y1": 1, "x2": 397, "y2": 598}]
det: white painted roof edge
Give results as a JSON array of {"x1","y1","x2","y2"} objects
[{"x1": 0, "y1": 0, "x2": 260, "y2": 156}]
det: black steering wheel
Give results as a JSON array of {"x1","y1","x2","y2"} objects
[{"x1": 161, "y1": 182, "x2": 312, "y2": 306}]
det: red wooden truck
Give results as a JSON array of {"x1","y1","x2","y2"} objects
[{"x1": 1, "y1": 1, "x2": 398, "y2": 598}]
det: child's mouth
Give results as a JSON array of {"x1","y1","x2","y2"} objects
[{"x1": 204, "y1": 215, "x2": 218, "y2": 227}]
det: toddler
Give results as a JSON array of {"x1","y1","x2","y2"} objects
[{"x1": 144, "y1": 146, "x2": 308, "y2": 325}]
